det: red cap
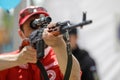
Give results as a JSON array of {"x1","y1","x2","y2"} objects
[{"x1": 19, "y1": 6, "x2": 49, "y2": 27}]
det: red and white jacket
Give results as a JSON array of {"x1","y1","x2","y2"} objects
[{"x1": 0, "y1": 47, "x2": 63, "y2": 80}]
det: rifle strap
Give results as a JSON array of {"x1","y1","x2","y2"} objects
[
  {"x1": 36, "y1": 60, "x2": 49, "y2": 80},
  {"x1": 63, "y1": 30, "x2": 73, "y2": 80}
]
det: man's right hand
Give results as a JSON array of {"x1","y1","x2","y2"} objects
[{"x1": 17, "y1": 46, "x2": 37, "y2": 64}]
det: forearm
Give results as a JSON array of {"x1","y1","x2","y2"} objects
[
  {"x1": 70, "y1": 55, "x2": 80, "y2": 80},
  {"x1": 52, "y1": 39, "x2": 80, "y2": 80},
  {"x1": 52, "y1": 39, "x2": 67, "y2": 75},
  {"x1": 0, "y1": 54, "x2": 20, "y2": 71},
  {"x1": 0, "y1": 46, "x2": 37, "y2": 71}
]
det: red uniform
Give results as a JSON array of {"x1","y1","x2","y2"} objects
[{"x1": 0, "y1": 47, "x2": 63, "y2": 80}]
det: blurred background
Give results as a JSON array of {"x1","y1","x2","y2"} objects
[{"x1": 0, "y1": 0, "x2": 120, "y2": 80}]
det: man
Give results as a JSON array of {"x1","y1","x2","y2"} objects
[
  {"x1": 0, "y1": 6, "x2": 80, "y2": 80},
  {"x1": 69, "y1": 28, "x2": 99, "y2": 80}
]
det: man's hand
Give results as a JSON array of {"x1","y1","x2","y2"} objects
[
  {"x1": 0, "y1": 46, "x2": 37, "y2": 71},
  {"x1": 18, "y1": 46, "x2": 37, "y2": 64},
  {"x1": 42, "y1": 22, "x2": 64, "y2": 48}
]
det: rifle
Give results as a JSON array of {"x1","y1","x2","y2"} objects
[{"x1": 19, "y1": 12, "x2": 92, "y2": 80}]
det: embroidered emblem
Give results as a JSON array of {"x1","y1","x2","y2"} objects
[{"x1": 47, "y1": 70, "x2": 56, "y2": 80}]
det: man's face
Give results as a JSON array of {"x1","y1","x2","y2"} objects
[{"x1": 22, "y1": 15, "x2": 40, "y2": 38}]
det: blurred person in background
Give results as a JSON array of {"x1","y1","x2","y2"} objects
[
  {"x1": 0, "y1": 6, "x2": 80, "y2": 80},
  {"x1": 69, "y1": 28, "x2": 99, "y2": 80}
]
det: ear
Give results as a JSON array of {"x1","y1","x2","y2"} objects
[{"x1": 18, "y1": 29, "x2": 26, "y2": 39}]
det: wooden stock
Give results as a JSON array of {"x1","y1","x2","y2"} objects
[
  {"x1": 19, "y1": 38, "x2": 30, "y2": 51},
  {"x1": 47, "y1": 25, "x2": 61, "y2": 36}
]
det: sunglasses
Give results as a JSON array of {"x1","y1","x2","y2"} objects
[{"x1": 20, "y1": 7, "x2": 47, "y2": 18}]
